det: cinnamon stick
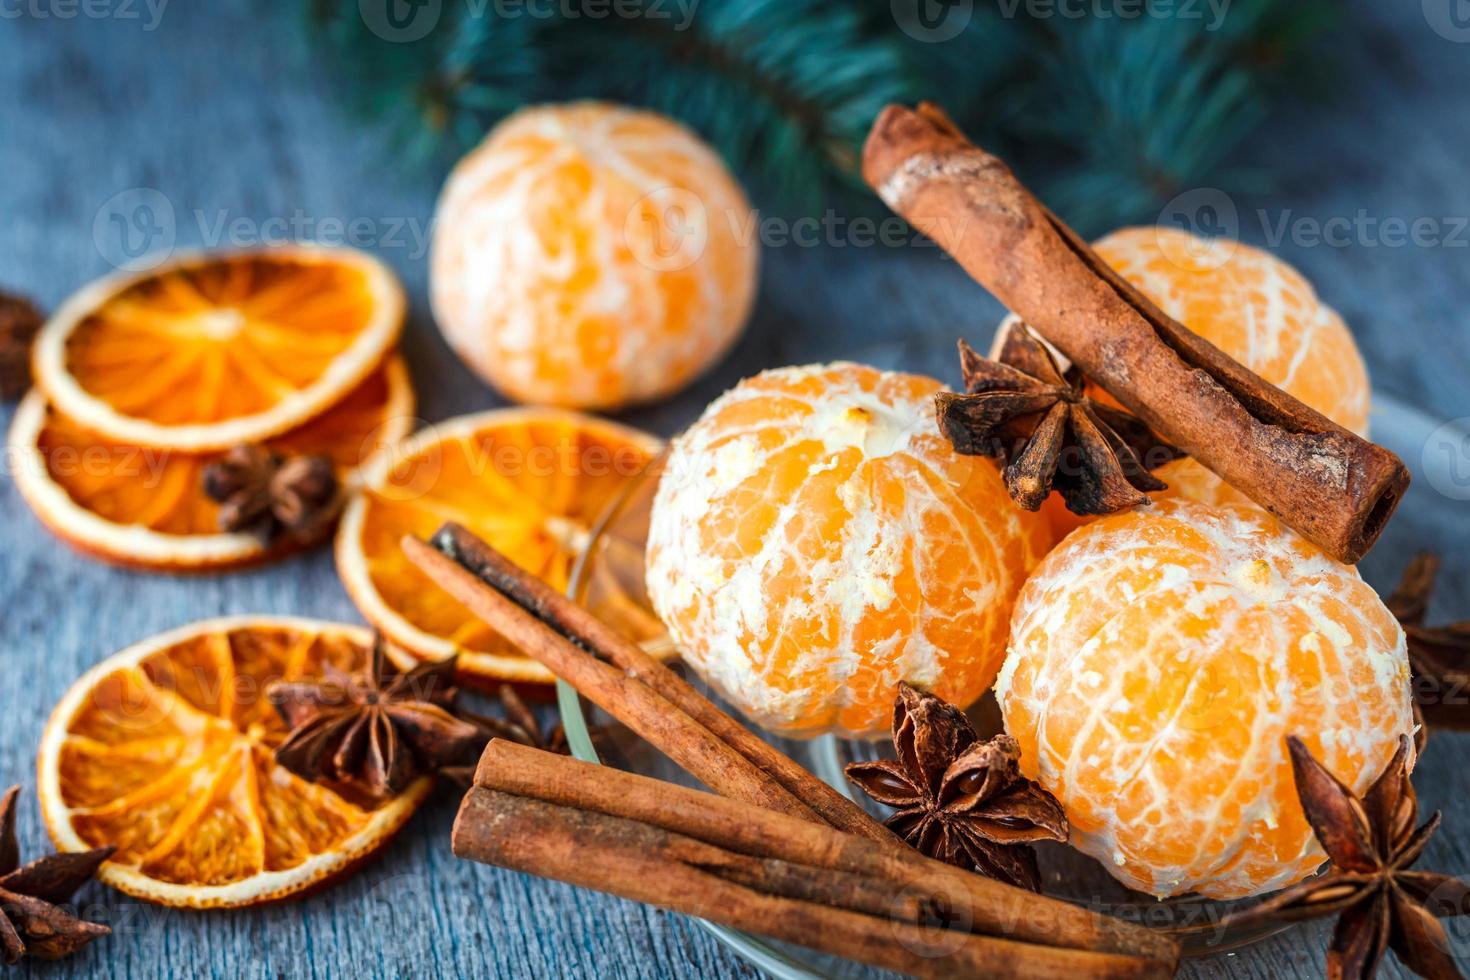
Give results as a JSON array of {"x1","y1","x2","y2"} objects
[
  {"x1": 421, "y1": 522, "x2": 897, "y2": 844},
  {"x1": 401, "y1": 535, "x2": 824, "y2": 822},
  {"x1": 411, "y1": 528, "x2": 1180, "y2": 971},
  {"x1": 862, "y1": 102, "x2": 1409, "y2": 564},
  {"x1": 457, "y1": 787, "x2": 1171, "y2": 979},
  {"x1": 467, "y1": 739, "x2": 1182, "y2": 968}
]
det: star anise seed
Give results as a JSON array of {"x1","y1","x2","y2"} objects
[
  {"x1": 1387, "y1": 552, "x2": 1470, "y2": 733},
  {"x1": 845, "y1": 682, "x2": 1067, "y2": 891},
  {"x1": 202, "y1": 444, "x2": 339, "y2": 542},
  {"x1": 935, "y1": 326, "x2": 1181, "y2": 516},
  {"x1": 1221, "y1": 735, "x2": 1470, "y2": 980},
  {"x1": 0, "y1": 292, "x2": 44, "y2": 402},
  {"x1": 267, "y1": 636, "x2": 484, "y2": 798},
  {"x1": 0, "y1": 786, "x2": 113, "y2": 964},
  {"x1": 473, "y1": 684, "x2": 570, "y2": 754},
  {"x1": 442, "y1": 685, "x2": 581, "y2": 786}
]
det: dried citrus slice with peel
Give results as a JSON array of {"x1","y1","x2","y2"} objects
[
  {"x1": 336, "y1": 409, "x2": 662, "y2": 684},
  {"x1": 36, "y1": 617, "x2": 432, "y2": 908},
  {"x1": 10, "y1": 356, "x2": 414, "y2": 571},
  {"x1": 33, "y1": 247, "x2": 405, "y2": 451}
]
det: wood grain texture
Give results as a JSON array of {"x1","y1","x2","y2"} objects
[{"x1": 0, "y1": 1, "x2": 1465, "y2": 977}]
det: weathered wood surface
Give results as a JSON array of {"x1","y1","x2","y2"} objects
[{"x1": 0, "y1": 1, "x2": 1466, "y2": 976}]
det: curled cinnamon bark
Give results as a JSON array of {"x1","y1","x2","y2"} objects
[
  {"x1": 453, "y1": 740, "x2": 1181, "y2": 977},
  {"x1": 863, "y1": 103, "x2": 1409, "y2": 564}
]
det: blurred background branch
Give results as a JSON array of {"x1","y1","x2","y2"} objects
[{"x1": 303, "y1": 0, "x2": 1342, "y2": 232}]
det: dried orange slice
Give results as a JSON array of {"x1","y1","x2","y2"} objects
[
  {"x1": 33, "y1": 247, "x2": 405, "y2": 451},
  {"x1": 36, "y1": 617, "x2": 432, "y2": 909},
  {"x1": 335, "y1": 409, "x2": 662, "y2": 684},
  {"x1": 9, "y1": 356, "x2": 415, "y2": 571}
]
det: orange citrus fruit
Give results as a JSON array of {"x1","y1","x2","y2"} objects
[
  {"x1": 336, "y1": 408, "x2": 663, "y2": 685},
  {"x1": 34, "y1": 247, "x2": 405, "y2": 451},
  {"x1": 430, "y1": 101, "x2": 758, "y2": 410},
  {"x1": 1001, "y1": 227, "x2": 1371, "y2": 536},
  {"x1": 998, "y1": 498, "x2": 1412, "y2": 900},
  {"x1": 646, "y1": 362, "x2": 1054, "y2": 740},
  {"x1": 36, "y1": 617, "x2": 432, "y2": 908},
  {"x1": 10, "y1": 356, "x2": 415, "y2": 571}
]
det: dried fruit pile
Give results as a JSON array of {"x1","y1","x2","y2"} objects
[{"x1": 8, "y1": 248, "x2": 412, "y2": 571}]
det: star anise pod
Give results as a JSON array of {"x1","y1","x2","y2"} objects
[
  {"x1": 0, "y1": 291, "x2": 44, "y2": 402},
  {"x1": 1387, "y1": 553, "x2": 1470, "y2": 731},
  {"x1": 1221, "y1": 735, "x2": 1470, "y2": 980},
  {"x1": 267, "y1": 636, "x2": 484, "y2": 798},
  {"x1": 443, "y1": 685, "x2": 577, "y2": 786},
  {"x1": 202, "y1": 444, "x2": 339, "y2": 541},
  {"x1": 471, "y1": 684, "x2": 570, "y2": 754},
  {"x1": 935, "y1": 325, "x2": 1181, "y2": 515},
  {"x1": 844, "y1": 682, "x2": 1067, "y2": 891},
  {"x1": 0, "y1": 785, "x2": 113, "y2": 963}
]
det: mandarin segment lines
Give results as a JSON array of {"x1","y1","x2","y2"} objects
[
  {"x1": 647, "y1": 362, "x2": 1052, "y2": 738},
  {"x1": 431, "y1": 102, "x2": 757, "y2": 410},
  {"x1": 999, "y1": 499, "x2": 1412, "y2": 899}
]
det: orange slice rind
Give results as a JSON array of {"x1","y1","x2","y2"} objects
[
  {"x1": 9, "y1": 356, "x2": 415, "y2": 571},
  {"x1": 335, "y1": 408, "x2": 663, "y2": 684},
  {"x1": 33, "y1": 246, "x2": 405, "y2": 451},
  {"x1": 36, "y1": 616, "x2": 432, "y2": 909}
]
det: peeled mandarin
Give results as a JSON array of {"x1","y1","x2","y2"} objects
[
  {"x1": 646, "y1": 362, "x2": 1053, "y2": 740},
  {"x1": 997, "y1": 498, "x2": 1412, "y2": 900},
  {"x1": 430, "y1": 101, "x2": 758, "y2": 410},
  {"x1": 1003, "y1": 226, "x2": 1372, "y2": 538}
]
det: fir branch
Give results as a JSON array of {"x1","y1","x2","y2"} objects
[
  {"x1": 302, "y1": 0, "x2": 1340, "y2": 226},
  {"x1": 306, "y1": 0, "x2": 541, "y2": 161},
  {"x1": 543, "y1": 0, "x2": 920, "y2": 209},
  {"x1": 1014, "y1": 0, "x2": 1338, "y2": 233}
]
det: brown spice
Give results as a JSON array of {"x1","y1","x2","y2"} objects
[
  {"x1": 410, "y1": 525, "x2": 1180, "y2": 968},
  {"x1": 454, "y1": 739, "x2": 1181, "y2": 978},
  {"x1": 1220, "y1": 736, "x2": 1469, "y2": 980},
  {"x1": 408, "y1": 523, "x2": 885, "y2": 837},
  {"x1": 845, "y1": 682, "x2": 1066, "y2": 891},
  {"x1": 1387, "y1": 552, "x2": 1470, "y2": 731},
  {"x1": 936, "y1": 327, "x2": 1180, "y2": 515},
  {"x1": 470, "y1": 684, "x2": 569, "y2": 754},
  {"x1": 0, "y1": 786, "x2": 113, "y2": 963},
  {"x1": 267, "y1": 636, "x2": 483, "y2": 798},
  {"x1": 862, "y1": 102, "x2": 1409, "y2": 564},
  {"x1": 202, "y1": 444, "x2": 339, "y2": 541},
  {"x1": 442, "y1": 684, "x2": 579, "y2": 787},
  {"x1": 0, "y1": 292, "x2": 44, "y2": 401}
]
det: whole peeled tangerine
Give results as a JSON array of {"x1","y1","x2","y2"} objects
[
  {"x1": 1016, "y1": 225, "x2": 1373, "y2": 538},
  {"x1": 646, "y1": 362, "x2": 1053, "y2": 740},
  {"x1": 430, "y1": 101, "x2": 759, "y2": 411},
  {"x1": 998, "y1": 497, "x2": 1413, "y2": 900}
]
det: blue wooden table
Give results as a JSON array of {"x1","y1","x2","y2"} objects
[{"x1": 1, "y1": 2, "x2": 1467, "y2": 977}]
